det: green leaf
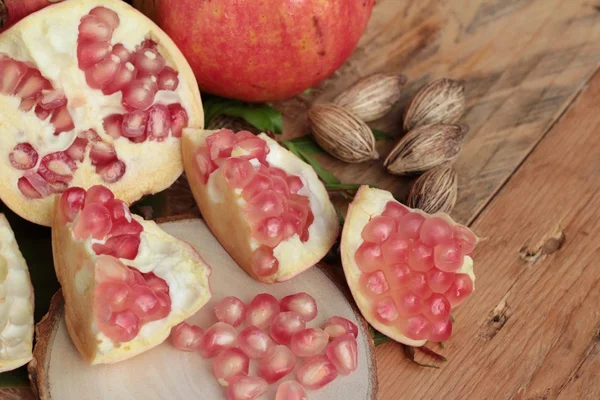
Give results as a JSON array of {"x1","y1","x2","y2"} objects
[
  {"x1": 369, "y1": 326, "x2": 391, "y2": 347},
  {"x1": 303, "y1": 88, "x2": 313, "y2": 95},
  {"x1": 372, "y1": 128, "x2": 393, "y2": 140},
  {"x1": 440, "y1": 341, "x2": 446, "y2": 349},
  {"x1": 282, "y1": 140, "x2": 340, "y2": 185},
  {"x1": 325, "y1": 183, "x2": 362, "y2": 191},
  {"x1": 335, "y1": 206, "x2": 346, "y2": 226},
  {"x1": 284, "y1": 136, "x2": 324, "y2": 155},
  {"x1": 204, "y1": 95, "x2": 283, "y2": 134},
  {"x1": 451, "y1": 315, "x2": 455, "y2": 323}
]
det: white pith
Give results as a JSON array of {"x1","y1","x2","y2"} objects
[
  {"x1": 0, "y1": 0, "x2": 203, "y2": 226},
  {"x1": 0, "y1": 215, "x2": 34, "y2": 372},
  {"x1": 341, "y1": 186, "x2": 475, "y2": 347}
]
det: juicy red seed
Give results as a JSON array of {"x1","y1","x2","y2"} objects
[
  {"x1": 426, "y1": 268, "x2": 455, "y2": 293},
  {"x1": 397, "y1": 212, "x2": 426, "y2": 240},
  {"x1": 407, "y1": 271, "x2": 433, "y2": 299},
  {"x1": 279, "y1": 292, "x2": 318, "y2": 322},
  {"x1": 157, "y1": 67, "x2": 179, "y2": 91},
  {"x1": 100, "y1": 309, "x2": 140, "y2": 343},
  {"x1": 373, "y1": 297, "x2": 399, "y2": 325},
  {"x1": 20, "y1": 172, "x2": 53, "y2": 197},
  {"x1": 146, "y1": 104, "x2": 170, "y2": 140},
  {"x1": 454, "y1": 225, "x2": 477, "y2": 254},
  {"x1": 247, "y1": 190, "x2": 284, "y2": 219},
  {"x1": 386, "y1": 263, "x2": 412, "y2": 289},
  {"x1": 143, "y1": 272, "x2": 169, "y2": 294},
  {"x1": 0, "y1": 58, "x2": 28, "y2": 94},
  {"x1": 50, "y1": 105, "x2": 75, "y2": 135},
  {"x1": 286, "y1": 175, "x2": 304, "y2": 195},
  {"x1": 227, "y1": 376, "x2": 268, "y2": 400},
  {"x1": 122, "y1": 79, "x2": 157, "y2": 110},
  {"x1": 77, "y1": 40, "x2": 112, "y2": 69},
  {"x1": 89, "y1": 142, "x2": 117, "y2": 165},
  {"x1": 169, "y1": 322, "x2": 204, "y2": 352},
  {"x1": 15, "y1": 69, "x2": 50, "y2": 99},
  {"x1": 290, "y1": 328, "x2": 329, "y2": 358},
  {"x1": 109, "y1": 219, "x2": 143, "y2": 237},
  {"x1": 34, "y1": 104, "x2": 49, "y2": 120},
  {"x1": 434, "y1": 240, "x2": 465, "y2": 272},
  {"x1": 89, "y1": 7, "x2": 120, "y2": 30},
  {"x1": 276, "y1": 381, "x2": 307, "y2": 400},
  {"x1": 420, "y1": 217, "x2": 454, "y2": 247},
  {"x1": 326, "y1": 334, "x2": 358, "y2": 376},
  {"x1": 445, "y1": 274, "x2": 474, "y2": 306},
  {"x1": 85, "y1": 185, "x2": 114, "y2": 206},
  {"x1": 194, "y1": 146, "x2": 214, "y2": 184},
  {"x1": 73, "y1": 203, "x2": 112, "y2": 240},
  {"x1": 214, "y1": 296, "x2": 247, "y2": 327},
  {"x1": 251, "y1": 216, "x2": 284, "y2": 248},
  {"x1": 126, "y1": 284, "x2": 161, "y2": 320},
  {"x1": 429, "y1": 318, "x2": 453, "y2": 342},
  {"x1": 133, "y1": 48, "x2": 166, "y2": 75},
  {"x1": 37, "y1": 152, "x2": 76, "y2": 183},
  {"x1": 400, "y1": 314, "x2": 432, "y2": 340},
  {"x1": 222, "y1": 157, "x2": 256, "y2": 189},
  {"x1": 296, "y1": 355, "x2": 338, "y2": 390},
  {"x1": 360, "y1": 270, "x2": 390, "y2": 298},
  {"x1": 381, "y1": 201, "x2": 409, "y2": 219},
  {"x1": 39, "y1": 89, "x2": 67, "y2": 110},
  {"x1": 237, "y1": 325, "x2": 275, "y2": 359},
  {"x1": 258, "y1": 345, "x2": 296, "y2": 384},
  {"x1": 168, "y1": 104, "x2": 187, "y2": 137},
  {"x1": 322, "y1": 316, "x2": 359, "y2": 340},
  {"x1": 102, "y1": 235, "x2": 141, "y2": 260},
  {"x1": 381, "y1": 234, "x2": 411, "y2": 265},
  {"x1": 141, "y1": 39, "x2": 157, "y2": 49},
  {"x1": 122, "y1": 110, "x2": 148, "y2": 137},
  {"x1": 206, "y1": 129, "x2": 237, "y2": 161},
  {"x1": 245, "y1": 293, "x2": 280, "y2": 330},
  {"x1": 97, "y1": 160, "x2": 126, "y2": 183},
  {"x1": 59, "y1": 187, "x2": 86, "y2": 222},
  {"x1": 19, "y1": 98, "x2": 36, "y2": 112},
  {"x1": 102, "y1": 62, "x2": 137, "y2": 95},
  {"x1": 394, "y1": 290, "x2": 422, "y2": 317},
  {"x1": 242, "y1": 173, "x2": 272, "y2": 201},
  {"x1": 111, "y1": 43, "x2": 131, "y2": 62},
  {"x1": 354, "y1": 241, "x2": 384, "y2": 273},
  {"x1": 199, "y1": 322, "x2": 239, "y2": 359},
  {"x1": 361, "y1": 216, "x2": 397, "y2": 244},
  {"x1": 103, "y1": 114, "x2": 124, "y2": 138},
  {"x1": 270, "y1": 312, "x2": 306, "y2": 345},
  {"x1": 408, "y1": 243, "x2": 435, "y2": 272},
  {"x1": 213, "y1": 348, "x2": 250, "y2": 386},
  {"x1": 17, "y1": 177, "x2": 41, "y2": 199},
  {"x1": 85, "y1": 55, "x2": 121, "y2": 89},
  {"x1": 78, "y1": 14, "x2": 113, "y2": 42},
  {"x1": 423, "y1": 293, "x2": 451, "y2": 322},
  {"x1": 9, "y1": 143, "x2": 38, "y2": 170},
  {"x1": 251, "y1": 247, "x2": 279, "y2": 277}
]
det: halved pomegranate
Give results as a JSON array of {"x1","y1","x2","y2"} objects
[
  {"x1": 0, "y1": 0, "x2": 202, "y2": 226},
  {"x1": 182, "y1": 129, "x2": 338, "y2": 283},
  {"x1": 51, "y1": 185, "x2": 212, "y2": 364},
  {"x1": 340, "y1": 186, "x2": 477, "y2": 346}
]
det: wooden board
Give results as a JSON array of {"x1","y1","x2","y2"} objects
[
  {"x1": 373, "y1": 65, "x2": 600, "y2": 400},
  {"x1": 29, "y1": 218, "x2": 377, "y2": 400}
]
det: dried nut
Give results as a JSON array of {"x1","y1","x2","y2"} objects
[
  {"x1": 384, "y1": 124, "x2": 467, "y2": 175},
  {"x1": 333, "y1": 73, "x2": 407, "y2": 122},
  {"x1": 308, "y1": 103, "x2": 379, "y2": 163},
  {"x1": 407, "y1": 165, "x2": 458, "y2": 214},
  {"x1": 207, "y1": 114, "x2": 260, "y2": 134},
  {"x1": 403, "y1": 78, "x2": 465, "y2": 131}
]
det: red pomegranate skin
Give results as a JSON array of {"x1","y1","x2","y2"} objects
[{"x1": 154, "y1": 0, "x2": 375, "y2": 102}]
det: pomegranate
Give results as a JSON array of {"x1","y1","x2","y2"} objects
[
  {"x1": 51, "y1": 185, "x2": 212, "y2": 364},
  {"x1": 0, "y1": 214, "x2": 34, "y2": 372},
  {"x1": 340, "y1": 186, "x2": 477, "y2": 346},
  {"x1": 182, "y1": 129, "x2": 338, "y2": 283},
  {"x1": 0, "y1": 0, "x2": 202, "y2": 226},
  {"x1": 148, "y1": 0, "x2": 375, "y2": 101}
]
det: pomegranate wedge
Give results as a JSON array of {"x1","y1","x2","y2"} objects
[
  {"x1": 0, "y1": 215, "x2": 34, "y2": 372},
  {"x1": 0, "y1": 0, "x2": 202, "y2": 226},
  {"x1": 182, "y1": 129, "x2": 338, "y2": 283},
  {"x1": 341, "y1": 186, "x2": 477, "y2": 346},
  {"x1": 52, "y1": 185, "x2": 212, "y2": 364}
]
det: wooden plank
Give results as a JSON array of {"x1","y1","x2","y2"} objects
[
  {"x1": 276, "y1": 0, "x2": 600, "y2": 223},
  {"x1": 375, "y1": 67, "x2": 600, "y2": 399}
]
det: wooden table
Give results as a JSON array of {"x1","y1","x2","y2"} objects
[{"x1": 3, "y1": 0, "x2": 600, "y2": 398}]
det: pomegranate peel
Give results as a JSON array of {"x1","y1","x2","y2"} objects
[
  {"x1": 51, "y1": 185, "x2": 212, "y2": 364},
  {"x1": 340, "y1": 186, "x2": 476, "y2": 347},
  {"x1": 0, "y1": 0, "x2": 202, "y2": 227},
  {"x1": 182, "y1": 129, "x2": 338, "y2": 283},
  {"x1": 0, "y1": 214, "x2": 34, "y2": 372}
]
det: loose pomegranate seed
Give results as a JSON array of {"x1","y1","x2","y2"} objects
[
  {"x1": 287, "y1": 175, "x2": 303, "y2": 195},
  {"x1": 169, "y1": 322, "x2": 204, "y2": 352},
  {"x1": 199, "y1": 322, "x2": 238, "y2": 358},
  {"x1": 50, "y1": 105, "x2": 74, "y2": 134},
  {"x1": 85, "y1": 185, "x2": 114, "y2": 206},
  {"x1": 168, "y1": 103, "x2": 188, "y2": 137},
  {"x1": 275, "y1": 381, "x2": 307, "y2": 400},
  {"x1": 214, "y1": 296, "x2": 247, "y2": 327},
  {"x1": 454, "y1": 225, "x2": 477, "y2": 254},
  {"x1": 408, "y1": 243, "x2": 435, "y2": 272},
  {"x1": 17, "y1": 177, "x2": 42, "y2": 199},
  {"x1": 59, "y1": 187, "x2": 86, "y2": 222},
  {"x1": 0, "y1": 58, "x2": 28, "y2": 94},
  {"x1": 444, "y1": 274, "x2": 474, "y2": 306},
  {"x1": 426, "y1": 268, "x2": 455, "y2": 293},
  {"x1": 237, "y1": 325, "x2": 275, "y2": 359},
  {"x1": 245, "y1": 293, "x2": 280, "y2": 329},
  {"x1": 270, "y1": 312, "x2": 306, "y2": 345},
  {"x1": 100, "y1": 309, "x2": 140, "y2": 343},
  {"x1": 221, "y1": 158, "x2": 256, "y2": 189},
  {"x1": 360, "y1": 270, "x2": 390, "y2": 299},
  {"x1": 122, "y1": 79, "x2": 157, "y2": 110},
  {"x1": 354, "y1": 241, "x2": 384, "y2": 274},
  {"x1": 97, "y1": 160, "x2": 126, "y2": 183},
  {"x1": 429, "y1": 318, "x2": 453, "y2": 342},
  {"x1": 103, "y1": 114, "x2": 124, "y2": 138},
  {"x1": 397, "y1": 212, "x2": 426, "y2": 240},
  {"x1": 98, "y1": 235, "x2": 140, "y2": 260},
  {"x1": 251, "y1": 247, "x2": 279, "y2": 277},
  {"x1": 89, "y1": 142, "x2": 117, "y2": 165},
  {"x1": 399, "y1": 314, "x2": 432, "y2": 340},
  {"x1": 133, "y1": 48, "x2": 166, "y2": 75},
  {"x1": 157, "y1": 67, "x2": 179, "y2": 91},
  {"x1": 73, "y1": 203, "x2": 112, "y2": 240},
  {"x1": 394, "y1": 290, "x2": 421, "y2": 317},
  {"x1": 103, "y1": 62, "x2": 137, "y2": 95},
  {"x1": 146, "y1": 104, "x2": 170, "y2": 140},
  {"x1": 65, "y1": 137, "x2": 88, "y2": 162},
  {"x1": 78, "y1": 14, "x2": 113, "y2": 42},
  {"x1": 9, "y1": 143, "x2": 38, "y2": 170},
  {"x1": 381, "y1": 201, "x2": 409, "y2": 219},
  {"x1": 226, "y1": 376, "x2": 268, "y2": 400},
  {"x1": 296, "y1": 355, "x2": 338, "y2": 390},
  {"x1": 362, "y1": 216, "x2": 397, "y2": 244},
  {"x1": 39, "y1": 89, "x2": 67, "y2": 110},
  {"x1": 290, "y1": 328, "x2": 329, "y2": 358},
  {"x1": 258, "y1": 345, "x2": 296, "y2": 384},
  {"x1": 326, "y1": 334, "x2": 358, "y2": 376},
  {"x1": 380, "y1": 234, "x2": 411, "y2": 265},
  {"x1": 213, "y1": 347, "x2": 250, "y2": 386},
  {"x1": 15, "y1": 69, "x2": 50, "y2": 99},
  {"x1": 37, "y1": 152, "x2": 76, "y2": 183},
  {"x1": 280, "y1": 293, "x2": 318, "y2": 322},
  {"x1": 434, "y1": 240, "x2": 465, "y2": 272},
  {"x1": 111, "y1": 43, "x2": 131, "y2": 63},
  {"x1": 322, "y1": 316, "x2": 358, "y2": 340},
  {"x1": 89, "y1": 6, "x2": 120, "y2": 30}
]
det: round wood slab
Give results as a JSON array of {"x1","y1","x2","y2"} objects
[{"x1": 30, "y1": 218, "x2": 377, "y2": 399}]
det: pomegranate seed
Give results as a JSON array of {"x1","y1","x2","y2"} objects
[
  {"x1": 360, "y1": 270, "x2": 390, "y2": 299},
  {"x1": 157, "y1": 67, "x2": 179, "y2": 91},
  {"x1": 422, "y1": 293, "x2": 451, "y2": 322},
  {"x1": 454, "y1": 225, "x2": 477, "y2": 254},
  {"x1": 420, "y1": 217, "x2": 454, "y2": 246},
  {"x1": 195, "y1": 146, "x2": 214, "y2": 183},
  {"x1": 122, "y1": 110, "x2": 149, "y2": 138},
  {"x1": 85, "y1": 55, "x2": 121, "y2": 89},
  {"x1": 59, "y1": 187, "x2": 86, "y2": 222},
  {"x1": 221, "y1": 158, "x2": 256, "y2": 189},
  {"x1": 122, "y1": 79, "x2": 157, "y2": 110},
  {"x1": 251, "y1": 247, "x2": 279, "y2": 277},
  {"x1": 78, "y1": 14, "x2": 113, "y2": 42},
  {"x1": 381, "y1": 201, "x2": 409, "y2": 219},
  {"x1": 247, "y1": 190, "x2": 284, "y2": 221},
  {"x1": 0, "y1": 58, "x2": 28, "y2": 94},
  {"x1": 271, "y1": 176, "x2": 290, "y2": 199},
  {"x1": 109, "y1": 219, "x2": 143, "y2": 237},
  {"x1": 94, "y1": 281, "x2": 129, "y2": 313},
  {"x1": 268, "y1": 167, "x2": 286, "y2": 179},
  {"x1": 233, "y1": 137, "x2": 269, "y2": 164},
  {"x1": 215, "y1": 296, "x2": 247, "y2": 327},
  {"x1": 17, "y1": 177, "x2": 42, "y2": 198},
  {"x1": 38, "y1": 152, "x2": 75, "y2": 183},
  {"x1": 137, "y1": 73, "x2": 157, "y2": 88},
  {"x1": 105, "y1": 198, "x2": 130, "y2": 221},
  {"x1": 50, "y1": 105, "x2": 74, "y2": 134},
  {"x1": 397, "y1": 212, "x2": 426, "y2": 240},
  {"x1": 380, "y1": 234, "x2": 411, "y2": 265},
  {"x1": 237, "y1": 325, "x2": 275, "y2": 359},
  {"x1": 9, "y1": 143, "x2": 38, "y2": 170},
  {"x1": 126, "y1": 284, "x2": 161, "y2": 320},
  {"x1": 281, "y1": 212, "x2": 303, "y2": 239},
  {"x1": 429, "y1": 318, "x2": 453, "y2": 342},
  {"x1": 270, "y1": 312, "x2": 306, "y2": 345},
  {"x1": 287, "y1": 175, "x2": 304, "y2": 194},
  {"x1": 39, "y1": 89, "x2": 67, "y2": 110},
  {"x1": 141, "y1": 39, "x2": 157, "y2": 49},
  {"x1": 408, "y1": 243, "x2": 435, "y2": 272},
  {"x1": 169, "y1": 322, "x2": 204, "y2": 352},
  {"x1": 199, "y1": 322, "x2": 238, "y2": 358},
  {"x1": 434, "y1": 240, "x2": 465, "y2": 272},
  {"x1": 77, "y1": 40, "x2": 111, "y2": 69},
  {"x1": 362, "y1": 216, "x2": 396, "y2": 244},
  {"x1": 143, "y1": 272, "x2": 169, "y2": 294},
  {"x1": 252, "y1": 217, "x2": 284, "y2": 248},
  {"x1": 85, "y1": 185, "x2": 114, "y2": 206},
  {"x1": 444, "y1": 274, "x2": 474, "y2": 306},
  {"x1": 386, "y1": 263, "x2": 412, "y2": 289},
  {"x1": 103, "y1": 62, "x2": 137, "y2": 95},
  {"x1": 89, "y1": 142, "x2": 117, "y2": 165},
  {"x1": 97, "y1": 160, "x2": 126, "y2": 183},
  {"x1": 426, "y1": 268, "x2": 455, "y2": 293},
  {"x1": 290, "y1": 328, "x2": 329, "y2": 358},
  {"x1": 130, "y1": 267, "x2": 146, "y2": 285},
  {"x1": 354, "y1": 241, "x2": 384, "y2": 273},
  {"x1": 100, "y1": 235, "x2": 140, "y2": 260},
  {"x1": 73, "y1": 203, "x2": 112, "y2": 240},
  {"x1": 242, "y1": 173, "x2": 272, "y2": 201},
  {"x1": 206, "y1": 129, "x2": 237, "y2": 161},
  {"x1": 101, "y1": 309, "x2": 140, "y2": 343},
  {"x1": 226, "y1": 376, "x2": 268, "y2": 400},
  {"x1": 288, "y1": 196, "x2": 310, "y2": 226},
  {"x1": 168, "y1": 103, "x2": 188, "y2": 137},
  {"x1": 394, "y1": 290, "x2": 422, "y2": 317},
  {"x1": 280, "y1": 293, "x2": 318, "y2": 322},
  {"x1": 19, "y1": 98, "x2": 36, "y2": 112},
  {"x1": 326, "y1": 334, "x2": 358, "y2": 375},
  {"x1": 406, "y1": 270, "x2": 433, "y2": 299},
  {"x1": 22, "y1": 172, "x2": 53, "y2": 197},
  {"x1": 65, "y1": 137, "x2": 88, "y2": 162},
  {"x1": 213, "y1": 348, "x2": 250, "y2": 386},
  {"x1": 15, "y1": 69, "x2": 50, "y2": 99},
  {"x1": 322, "y1": 316, "x2": 358, "y2": 340},
  {"x1": 111, "y1": 43, "x2": 131, "y2": 63},
  {"x1": 103, "y1": 114, "x2": 124, "y2": 138},
  {"x1": 276, "y1": 381, "x2": 307, "y2": 400},
  {"x1": 245, "y1": 293, "x2": 280, "y2": 329},
  {"x1": 373, "y1": 297, "x2": 399, "y2": 325},
  {"x1": 399, "y1": 314, "x2": 432, "y2": 340},
  {"x1": 258, "y1": 345, "x2": 296, "y2": 384},
  {"x1": 35, "y1": 105, "x2": 49, "y2": 120},
  {"x1": 146, "y1": 104, "x2": 170, "y2": 140},
  {"x1": 133, "y1": 48, "x2": 166, "y2": 75},
  {"x1": 89, "y1": 7, "x2": 120, "y2": 30},
  {"x1": 296, "y1": 355, "x2": 338, "y2": 390}
]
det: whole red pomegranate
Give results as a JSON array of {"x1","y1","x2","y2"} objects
[{"x1": 152, "y1": 0, "x2": 376, "y2": 102}]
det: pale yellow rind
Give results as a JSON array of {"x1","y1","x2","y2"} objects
[
  {"x1": 0, "y1": 214, "x2": 34, "y2": 372},
  {"x1": 52, "y1": 200, "x2": 212, "y2": 365},
  {"x1": 182, "y1": 128, "x2": 339, "y2": 283},
  {"x1": 341, "y1": 186, "x2": 475, "y2": 347},
  {"x1": 0, "y1": 0, "x2": 203, "y2": 227}
]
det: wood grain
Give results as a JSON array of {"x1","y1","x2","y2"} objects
[{"x1": 375, "y1": 66, "x2": 600, "y2": 400}]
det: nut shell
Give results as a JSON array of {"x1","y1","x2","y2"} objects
[
  {"x1": 403, "y1": 78, "x2": 465, "y2": 131},
  {"x1": 407, "y1": 165, "x2": 458, "y2": 214}
]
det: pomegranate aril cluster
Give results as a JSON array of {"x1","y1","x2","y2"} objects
[
  {"x1": 169, "y1": 292, "x2": 359, "y2": 399},
  {"x1": 355, "y1": 201, "x2": 477, "y2": 342},
  {"x1": 195, "y1": 129, "x2": 314, "y2": 279}
]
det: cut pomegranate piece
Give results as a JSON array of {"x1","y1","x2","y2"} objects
[
  {"x1": 445, "y1": 273, "x2": 474, "y2": 306},
  {"x1": 280, "y1": 292, "x2": 318, "y2": 322},
  {"x1": 213, "y1": 347, "x2": 250, "y2": 386},
  {"x1": 0, "y1": 58, "x2": 28, "y2": 94},
  {"x1": 326, "y1": 333, "x2": 358, "y2": 376},
  {"x1": 270, "y1": 312, "x2": 306, "y2": 345},
  {"x1": 37, "y1": 152, "x2": 75, "y2": 184},
  {"x1": 85, "y1": 185, "x2": 115, "y2": 206},
  {"x1": 381, "y1": 201, "x2": 408, "y2": 219},
  {"x1": 39, "y1": 89, "x2": 67, "y2": 110},
  {"x1": 287, "y1": 175, "x2": 303, "y2": 195},
  {"x1": 133, "y1": 48, "x2": 166, "y2": 75},
  {"x1": 226, "y1": 376, "x2": 268, "y2": 400},
  {"x1": 296, "y1": 355, "x2": 338, "y2": 390},
  {"x1": 77, "y1": 40, "x2": 112, "y2": 69},
  {"x1": 276, "y1": 381, "x2": 308, "y2": 400},
  {"x1": 122, "y1": 79, "x2": 157, "y2": 110},
  {"x1": 361, "y1": 216, "x2": 396, "y2": 244},
  {"x1": 251, "y1": 247, "x2": 279, "y2": 277},
  {"x1": 169, "y1": 322, "x2": 204, "y2": 352},
  {"x1": 78, "y1": 14, "x2": 113, "y2": 42},
  {"x1": 103, "y1": 114, "x2": 124, "y2": 138},
  {"x1": 100, "y1": 309, "x2": 140, "y2": 343},
  {"x1": 322, "y1": 316, "x2": 358, "y2": 340},
  {"x1": 222, "y1": 158, "x2": 256, "y2": 189},
  {"x1": 429, "y1": 318, "x2": 453, "y2": 342},
  {"x1": 15, "y1": 69, "x2": 50, "y2": 99},
  {"x1": 168, "y1": 103, "x2": 188, "y2": 137},
  {"x1": 258, "y1": 345, "x2": 296, "y2": 384},
  {"x1": 85, "y1": 55, "x2": 121, "y2": 90},
  {"x1": 99, "y1": 235, "x2": 140, "y2": 260},
  {"x1": 354, "y1": 241, "x2": 383, "y2": 274},
  {"x1": 157, "y1": 67, "x2": 179, "y2": 91},
  {"x1": 89, "y1": 142, "x2": 117, "y2": 165},
  {"x1": 94, "y1": 255, "x2": 134, "y2": 284},
  {"x1": 408, "y1": 243, "x2": 435, "y2": 272},
  {"x1": 59, "y1": 187, "x2": 86, "y2": 222},
  {"x1": 290, "y1": 328, "x2": 329, "y2": 358},
  {"x1": 73, "y1": 203, "x2": 112, "y2": 240},
  {"x1": 89, "y1": 6, "x2": 120, "y2": 30},
  {"x1": 65, "y1": 137, "x2": 88, "y2": 162},
  {"x1": 237, "y1": 325, "x2": 275, "y2": 359},
  {"x1": 214, "y1": 296, "x2": 247, "y2": 327},
  {"x1": 146, "y1": 104, "x2": 170, "y2": 140},
  {"x1": 50, "y1": 105, "x2": 74, "y2": 134},
  {"x1": 199, "y1": 322, "x2": 238, "y2": 358},
  {"x1": 360, "y1": 270, "x2": 390, "y2": 299},
  {"x1": 103, "y1": 62, "x2": 137, "y2": 95},
  {"x1": 397, "y1": 212, "x2": 426, "y2": 240},
  {"x1": 245, "y1": 293, "x2": 280, "y2": 329},
  {"x1": 97, "y1": 160, "x2": 126, "y2": 183},
  {"x1": 9, "y1": 143, "x2": 38, "y2": 170}
]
